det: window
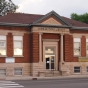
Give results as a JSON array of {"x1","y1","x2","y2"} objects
[
  {"x1": 87, "y1": 67, "x2": 88, "y2": 72},
  {"x1": 0, "y1": 69, "x2": 6, "y2": 76},
  {"x1": 74, "y1": 67, "x2": 81, "y2": 73},
  {"x1": 13, "y1": 36, "x2": 23, "y2": 56},
  {"x1": 86, "y1": 39, "x2": 88, "y2": 55},
  {"x1": 45, "y1": 47, "x2": 56, "y2": 70},
  {"x1": 0, "y1": 36, "x2": 6, "y2": 56},
  {"x1": 14, "y1": 68, "x2": 22, "y2": 75},
  {"x1": 74, "y1": 38, "x2": 81, "y2": 56}
]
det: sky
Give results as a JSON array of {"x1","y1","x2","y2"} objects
[{"x1": 12, "y1": 0, "x2": 88, "y2": 18}]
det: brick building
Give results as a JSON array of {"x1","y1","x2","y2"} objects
[{"x1": 0, "y1": 11, "x2": 88, "y2": 77}]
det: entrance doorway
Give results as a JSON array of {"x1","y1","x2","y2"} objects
[{"x1": 43, "y1": 42, "x2": 58, "y2": 70}]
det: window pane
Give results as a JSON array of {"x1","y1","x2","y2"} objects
[
  {"x1": 14, "y1": 68, "x2": 22, "y2": 75},
  {"x1": 86, "y1": 43, "x2": 88, "y2": 55},
  {"x1": 74, "y1": 42, "x2": 80, "y2": 55},
  {"x1": 14, "y1": 48, "x2": 22, "y2": 55},
  {"x1": 14, "y1": 41, "x2": 22, "y2": 48},
  {"x1": 74, "y1": 38, "x2": 80, "y2": 42},
  {"x1": 45, "y1": 47, "x2": 55, "y2": 55},
  {"x1": 0, "y1": 41, "x2": 6, "y2": 47},
  {"x1": 0, "y1": 69, "x2": 6, "y2": 76},
  {"x1": 0, "y1": 49, "x2": 6, "y2": 55},
  {"x1": 74, "y1": 67, "x2": 80, "y2": 73},
  {"x1": 14, "y1": 36, "x2": 23, "y2": 56},
  {"x1": 87, "y1": 67, "x2": 88, "y2": 72},
  {"x1": 14, "y1": 36, "x2": 22, "y2": 40},
  {"x1": 0, "y1": 36, "x2": 6, "y2": 40},
  {"x1": 0, "y1": 41, "x2": 6, "y2": 56}
]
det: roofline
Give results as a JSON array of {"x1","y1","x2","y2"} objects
[
  {"x1": 33, "y1": 11, "x2": 72, "y2": 26},
  {"x1": 0, "y1": 22, "x2": 88, "y2": 30},
  {"x1": 71, "y1": 26, "x2": 88, "y2": 30},
  {"x1": 0, "y1": 22, "x2": 29, "y2": 27},
  {"x1": 30, "y1": 23, "x2": 72, "y2": 28}
]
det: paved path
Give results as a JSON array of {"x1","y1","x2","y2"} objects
[
  {"x1": 0, "y1": 81, "x2": 24, "y2": 88},
  {"x1": 14, "y1": 78, "x2": 88, "y2": 88}
]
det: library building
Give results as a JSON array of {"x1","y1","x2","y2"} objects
[{"x1": 0, "y1": 11, "x2": 88, "y2": 78}]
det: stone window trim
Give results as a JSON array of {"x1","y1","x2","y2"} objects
[
  {"x1": 73, "y1": 38, "x2": 81, "y2": 57},
  {"x1": 14, "y1": 68, "x2": 23, "y2": 76},
  {"x1": 13, "y1": 36, "x2": 23, "y2": 57},
  {"x1": 12, "y1": 33, "x2": 24, "y2": 36}
]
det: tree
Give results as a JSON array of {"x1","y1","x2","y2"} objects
[
  {"x1": 0, "y1": 0, "x2": 18, "y2": 16},
  {"x1": 71, "y1": 13, "x2": 88, "y2": 24}
]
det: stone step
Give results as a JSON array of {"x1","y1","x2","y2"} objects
[{"x1": 45, "y1": 71, "x2": 61, "y2": 77}]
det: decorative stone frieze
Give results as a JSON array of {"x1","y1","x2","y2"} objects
[{"x1": 32, "y1": 27, "x2": 69, "y2": 34}]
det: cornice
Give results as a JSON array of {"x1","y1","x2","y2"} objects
[{"x1": 32, "y1": 27, "x2": 70, "y2": 34}]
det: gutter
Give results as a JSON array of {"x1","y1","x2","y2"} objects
[
  {"x1": 0, "y1": 22, "x2": 29, "y2": 27},
  {"x1": 29, "y1": 23, "x2": 72, "y2": 28}
]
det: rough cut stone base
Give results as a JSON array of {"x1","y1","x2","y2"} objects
[
  {"x1": 0, "y1": 63, "x2": 30, "y2": 77},
  {"x1": 59, "y1": 62, "x2": 88, "y2": 75}
]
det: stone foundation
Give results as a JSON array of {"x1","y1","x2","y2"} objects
[
  {"x1": 32, "y1": 62, "x2": 45, "y2": 77},
  {"x1": 0, "y1": 63, "x2": 30, "y2": 77},
  {"x1": 60, "y1": 62, "x2": 88, "y2": 75}
]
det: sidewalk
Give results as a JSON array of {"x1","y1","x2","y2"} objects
[{"x1": 4, "y1": 74, "x2": 88, "y2": 80}]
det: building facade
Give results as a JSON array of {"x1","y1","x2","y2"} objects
[{"x1": 0, "y1": 11, "x2": 88, "y2": 78}]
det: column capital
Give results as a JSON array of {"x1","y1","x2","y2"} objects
[
  {"x1": 39, "y1": 32, "x2": 43, "y2": 35},
  {"x1": 61, "y1": 33, "x2": 64, "y2": 36}
]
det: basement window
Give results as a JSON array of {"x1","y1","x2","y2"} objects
[
  {"x1": 74, "y1": 67, "x2": 81, "y2": 73},
  {"x1": 0, "y1": 69, "x2": 6, "y2": 76},
  {"x1": 87, "y1": 67, "x2": 88, "y2": 72},
  {"x1": 14, "y1": 68, "x2": 23, "y2": 75}
]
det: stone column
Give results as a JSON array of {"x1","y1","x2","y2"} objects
[
  {"x1": 60, "y1": 34, "x2": 64, "y2": 62},
  {"x1": 39, "y1": 33, "x2": 42, "y2": 62}
]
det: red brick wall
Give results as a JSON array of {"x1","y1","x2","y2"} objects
[
  {"x1": 64, "y1": 34, "x2": 87, "y2": 62},
  {"x1": 81, "y1": 36, "x2": 86, "y2": 57},
  {"x1": 7, "y1": 33, "x2": 13, "y2": 57},
  {"x1": 64, "y1": 34, "x2": 71, "y2": 62},
  {"x1": 15, "y1": 33, "x2": 30, "y2": 63},
  {"x1": 42, "y1": 33, "x2": 60, "y2": 39},
  {"x1": 70, "y1": 30, "x2": 88, "y2": 34},
  {"x1": 0, "y1": 26, "x2": 31, "y2": 63},
  {"x1": 64, "y1": 34, "x2": 79, "y2": 62},
  {"x1": 31, "y1": 32, "x2": 39, "y2": 62}
]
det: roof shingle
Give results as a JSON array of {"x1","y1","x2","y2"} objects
[{"x1": 0, "y1": 12, "x2": 88, "y2": 27}]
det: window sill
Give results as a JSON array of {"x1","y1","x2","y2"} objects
[
  {"x1": 74, "y1": 55, "x2": 81, "y2": 57},
  {"x1": 74, "y1": 73, "x2": 81, "y2": 74},
  {"x1": 0, "y1": 56, "x2": 7, "y2": 57},
  {"x1": 13, "y1": 56, "x2": 24, "y2": 57},
  {"x1": 14, "y1": 75, "x2": 23, "y2": 76}
]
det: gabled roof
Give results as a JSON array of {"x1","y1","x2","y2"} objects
[
  {"x1": 33, "y1": 11, "x2": 72, "y2": 26},
  {"x1": 0, "y1": 13, "x2": 43, "y2": 24},
  {"x1": 0, "y1": 11, "x2": 88, "y2": 27},
  {"x1": 63, "y1": 16, "x2": 88, "y2": 27}
]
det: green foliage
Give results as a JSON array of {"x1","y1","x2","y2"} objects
[
  {"x1": 0, "y1": 0, "x2": 18, "y2": 16},
  {"x1": 71, "y1": 13, "x2": 88, "y2": 24}
]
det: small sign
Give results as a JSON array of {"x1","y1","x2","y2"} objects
[{"x1": 6, "y1": 57, "x2": 15, "y2": 63}]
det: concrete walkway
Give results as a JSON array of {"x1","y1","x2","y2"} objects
[{"x1": 2, "y1": 74, "x2": 88, "y2": 80}]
